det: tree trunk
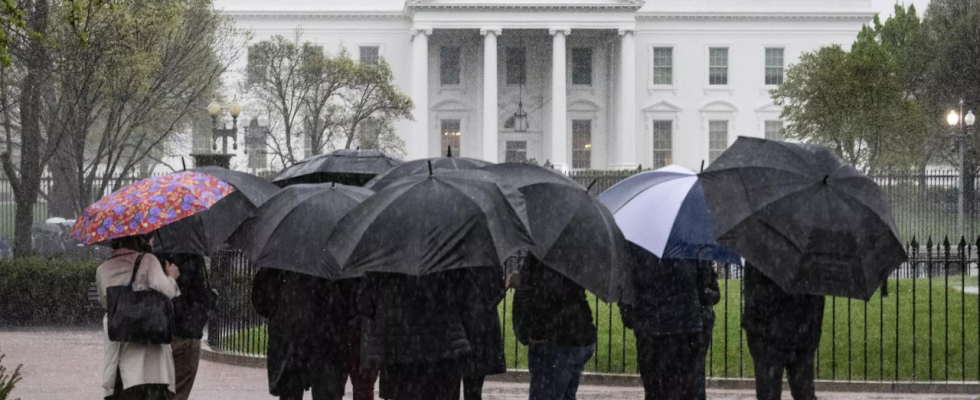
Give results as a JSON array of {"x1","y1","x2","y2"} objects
[
  {"x1": 11, "y1": 0, "x2": 50, "y2": 257},
  {"x1": 48, "y1": 149, "x2": 80, "y2": 218}
]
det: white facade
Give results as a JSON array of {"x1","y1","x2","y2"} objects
[{"x1": 216, "y1": 0, "x2": 873, "y2": 171}]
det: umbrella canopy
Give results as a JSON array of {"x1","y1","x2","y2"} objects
[
  {"x1": 482, "y1": 163, "x2": 635, "y2": 303},
  {"x1": 230, "y1": 183, "x2": 373, "y2": 279},
  {"x1": 272, "y1": 149, "x2": 402, "y2": 187},
  {"x1": 364, "y1": 156, "x2": 491, "y2": 191},
  {"x1": 598, "y1": 165, "x2": 741, "y2": 264},
  {"x1": 150, "y1": 167, "x2": 280, "y2": 255},
  {"x1": 699, "y1": 137, "x2": 907, "y2": 300},
  {"x1": 71, "y1": 171, "x2": 236, "y2": 245},
  {"x1": 329, "y1": 169, "x2": 535, "y2": 276}
]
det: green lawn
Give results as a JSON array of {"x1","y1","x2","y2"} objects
[
  {"x1": 0, "y1": 202, "x2": 50, "y2": 238},
  {"x1": 222, "y1": 277, "x2": 980, "y2": 381}
]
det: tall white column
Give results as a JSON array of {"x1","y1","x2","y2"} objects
[
  {"x1": 481, "y1": 28, "x2": 501, "y2": 162},
  {"x1": 617, "y1": 28, "x2": 638, "y2": 169},
  {"x1": 409, "y1": 28, "x2": 432, "y2": 160},
  {"x1": 550, "y1": 28, "x2": 570, "y2": 171}
]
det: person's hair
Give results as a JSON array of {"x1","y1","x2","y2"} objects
[{"x1": 110, "y1": 234, "x2": 152, "y2": 252}]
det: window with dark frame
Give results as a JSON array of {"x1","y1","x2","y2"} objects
[
  {"x1": 505, "y1": 141, "x2": 528, "y2": 163},
  {"x1": 765, "y1": 47, "x2": 785, "y2": 86},
  {"x1": 652, "y1": 120, "x2": 673, "y2": 168},
  {"x1": 653, "y1": 47, "x2": 673, "y2": 85},
  {"x1": 506, "y1": 47, "x2": 526, "y2": 85},
  {"x1": 709, "y1": 47, "x2": 729, "y2": 85},
  {"x1": 709, "y1": 120, "x2": 729, "y2": 163},
  {"x1": 360, "y1": 46, "x2": 380, "y2": 65},
  {"x1": 441, "y1": 119, "x2": 461, "y2": 157},
  {"x1": 440, "y1": 46, "x2": 461, "y2": 86},
  {"x1": 572, "y1": 120, "x2": 592, "y2": 169},
  {"x1": 571, "y1": 48, "x2": 592, "y2": 85}
]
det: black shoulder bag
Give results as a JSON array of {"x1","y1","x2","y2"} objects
[{"x1": 106, "y1": 254, "x2": 175, "y2": 344}]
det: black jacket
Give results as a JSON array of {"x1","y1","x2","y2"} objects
[
  {"x1": 619, "y1": 247, "x2": 705, "y2": 335},
  {"x1": 156, "y1": 253, "x2": 210, "y2": 339},
  {"x1": 742, "y1": 264, "x2": 825, "y2": 350},
  {"x1": 697, "y1": 261, "x2": 721, "y2": 330},
  {"x1": 251, "y1": 268, "x2": 353, "y2": 395},
  {"x1": 459, "y1": 267, "x2": 507, "y2": 377},
  {"x1": 513, "y1": 264, "x2": 596, "y2": 347},
  {"x1": 356, "y1": 270, "x2": 472, "y2": 369}
]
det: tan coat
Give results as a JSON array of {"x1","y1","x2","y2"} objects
[{"x1": 97, "y1": 249, "x2": 181, "y2": 397}]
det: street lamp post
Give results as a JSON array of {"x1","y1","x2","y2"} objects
[
  {"x1": 192, "y1": 98, "x2": 270, "y2": 169},
  {"x1": 947, "y1": 100, "x2": 976, "y2": 239}
]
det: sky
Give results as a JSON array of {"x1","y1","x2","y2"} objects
[{"x1": 872, "y1": 0, "x2": 932, "y2": 19}]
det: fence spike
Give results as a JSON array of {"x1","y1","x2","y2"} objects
[
  {"x1": 927, "y1": 237, "x2": 933, "y2": 249},
  {"x1": 959, "y1": 236, "x2": 967, "y2": 249},
  {"x1": 943, "y1": 236, "x2": 950, "y2": 249},
  {"x1": 910, "y1": 235, "x2": 918, "y2": 248}
]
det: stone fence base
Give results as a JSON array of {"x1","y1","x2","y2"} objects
[{"x1": 201, "y1": 344, "x2": 980, "y2": 395}]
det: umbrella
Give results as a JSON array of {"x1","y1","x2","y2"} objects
[
  {"x1": 149, "y1": 167, "x2": 280, "y2": 255},
  {"x1": 363, "y1": 156, "x2": 491, "y2": 191},
  {"x1": 597, "y1": 165, "x2": 741, "y2": 264},
  {"x1": 481, "y1": 163, "x2": 634, "y2": 303},
  {"x1": 71, "y1": 171, "x2": 237, "y2": 245},
  {"x1": 329, "y1": 168, "x2": 535, "y2": 276},
  {"x1": 699, "y1": 137, "x2": 907, "y2": 300},
  {"x1": 271, "y1": 149, "x2": 402, "y2": 187},
  {"x1": 230, "y1": 183, "x2": 373, "y2": 279}
]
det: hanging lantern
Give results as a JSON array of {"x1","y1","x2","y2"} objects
[{"x1": 514, "y1": 101, "x2": 529, "y2": 133}]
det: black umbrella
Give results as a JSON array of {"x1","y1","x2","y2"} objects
[
  {"x1": 329, "y1": 168, "x2": 535, "y2": 276},
  {"x1": 272, "y1": 149, "x2": 402, "y2": 187},
  {"x1": 363, "y1": 156, "x2": 491, "y2": 191},
  {"x1": 229, "y1": 183, "x2": 373, "y2": 279},
  {"x1": 151, "y1": 167, "x2": 280, "y2": 255},
  {"x1": 481, "y1": 163, "x2": 634, "y2": 303},
  {"x1": 699, "y1": 137, "x2": 907, "y2": 300}
]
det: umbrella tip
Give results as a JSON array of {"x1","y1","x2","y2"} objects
[
  {"x1": 586, "y1": 179, "x2": 597, "y2": 192},
  {"x1": 447, "y1": 145, "x2": 452, "y2": 157},
  {"x1": 332, "y1": 182, "x2": 336, "y2": 188},
  {"x1": 823, "y1": 175, "x2": 829, "y2": 185},
  {"x1": 427, "y1": 160, "x2": 433, "y2": 176},
  {"x1": 700, "y1": 160, "x2": 704, "y2": 173},
  {"x1": 181, "y1": 157, "x2": 187, "y2": 171}
]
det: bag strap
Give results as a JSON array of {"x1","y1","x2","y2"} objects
[{"x1": 128, "y1": 254, "x2": 146, "y2": 287}]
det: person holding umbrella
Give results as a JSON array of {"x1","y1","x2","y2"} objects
[
  {"x1": 599, "y1": 165, "x2": 736, "y2": 400},
  {"x1": 699, "y1": 137, "x2": 908, "y2": 400},
  {"x1": 97, "y1": 234, "x2": 181, "y2": 400},
  {"x1": 328, "y1": 167, "x2": 535, "y2": 400},
  {"x1": 73, "y1": 171, "x2": 258, "y2": 400},
  {"x1": 232, "y1": 183, "x2": 375, "y2": 400}
]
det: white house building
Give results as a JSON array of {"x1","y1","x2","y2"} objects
[{"x1": 215, "y1": 0, "x2": 873, "y2": 171}]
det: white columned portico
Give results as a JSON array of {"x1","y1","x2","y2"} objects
[
  {"x1": 410, "y1": 28, "x2": 432, "y2": 160},
  {"x1": 617, "y1": 28, "x2": 637, "y2": 169},
  {"x1": 550, "y1": 28, "x2": 570, "y2": 171},
  {"x1": 481, "y1": 28, "x2": 501, "y2": 162}
]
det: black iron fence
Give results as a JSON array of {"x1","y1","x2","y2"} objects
[{"x1": 207, "y1": 237, "x2": 980, "y2": 382}]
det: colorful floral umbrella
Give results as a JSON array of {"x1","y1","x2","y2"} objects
[{"x1": 71, "y1": 172, "x2": 236, "y2": 245}]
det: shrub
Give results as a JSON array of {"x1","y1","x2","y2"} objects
[
  {"x1": 0, "y1": 257, "x2": 102, "y2": 326},
  {"x1": 0, "y1": 354, "x2": 22, "y2": 400}
]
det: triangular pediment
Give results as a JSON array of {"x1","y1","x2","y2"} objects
[{"x1": 643, "y1": 100, "x2": 683, "y2": 113}]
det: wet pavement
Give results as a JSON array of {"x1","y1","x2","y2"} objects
[{"x1": 0, "y1": 328, "x2": 976, "y2": 400}]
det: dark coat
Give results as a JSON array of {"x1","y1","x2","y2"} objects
[
  {"x1": 356, "y1": 270, "x2": 472, "y2": 370},
  {"x1": 459, "y1": 267, "x2": 506, "y2": 377},
  {"x1": 619, "y1": 246, "x2": 705, "y2": 335},
  {"x1": 251, "y1": 268, "x2": 353, "y2": 396},
  {"x1": 156, "y1": 253, "x2": 210, "y2": 339},
  {"x1": 742, "y1": 264, "x2": 825, "y2": 350},
  {"x1": 697, "y1": 260, "x2": 721, "y2": 330},
  {"x1": 512, "y1": 263, "x2": 596, "y2": 347}
]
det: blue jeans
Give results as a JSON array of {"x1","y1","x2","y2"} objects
[{"x1": 527, "y1": 342, "x2": 595, "y2": 400}]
